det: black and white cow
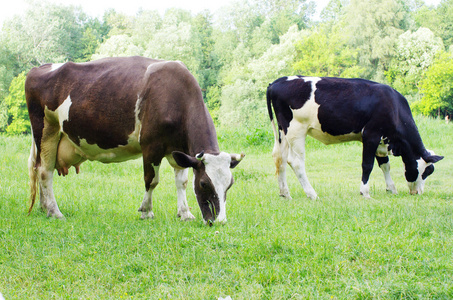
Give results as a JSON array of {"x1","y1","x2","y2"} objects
[
  {"x1": 266, "y1": 76, "x2": 443, "y2": 199},
  {"x1": 25, "y1": 56, "x2": 244, "y2": 223}
]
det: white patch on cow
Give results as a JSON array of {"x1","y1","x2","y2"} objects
[
  {"x1": 360, "y1": 181, "x2": 371, "y2": 198},
  {"x1": 379, "y1": 161, "x2": 397, "y2": 194},
  {"x1": 408, "y1": 158, "x2": 430, "y2": 195},
  {"x1": 75, "y1": 138, "x2": 142, "y2": 163},
  {"x1": 56, "y1": 96, "x2": 72, "y2": 130},
  {"x1": 51, "y1": 63, "x2": 65, "y2": 71},
  {"x1": 133, "y1": 95, "x2": 143, "y2": 142},
  {"x1": 376, "y1": 137, "x2": 393, "y2": 157},
  {"x1": 43, "y1": 96, "x2": 72, "y2": 132},
  {"x1": 202, "y1": 152, "x2": 233, "y2": 223},
  {"x1": 286, "y1": 75, "x2": 301, "y2": 81}
]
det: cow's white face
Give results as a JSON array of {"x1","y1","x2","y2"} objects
[
  {"x1": 198, "y1": 153, "x2": 234, "y2": 224},
  {"x1": 407, "y1": 158, "x2": 430, "y2": 195},
  {"x1": 406, "y1": 150, "x2": 442, "y2": 195},
  {"x1": 172, "y1": 151, "x2": 244, "y2": 224}
]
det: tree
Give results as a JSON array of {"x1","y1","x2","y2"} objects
[
  {"x1": 92, "y1": 35, "x2": 143, "y2": 59},
  {"x1": 1, "y1": 1, "x2": 90, "y2": 67},
  {"x1": 191, "y1": 11, "x2": 220, "y2": 96},
  {"x1": 219, "y1": 26, "x2": 304, "y2": 129},
  {"x1": 415, "y1": 0, "x2": 453, "y2": 48},
  {"x1": 386, "y1": 27, "x2": 444, "y2": 96},
  {"x1": 320, "y1": 0, "x2": 349, "y2": 25},
  {"x1": 4, "y1": 72, "x2": 30, "y2": 135},
  {"x1": 132, "y1": 10, "x2": 162, "y2": 50},
  {"x1": 413, "y1": 51, "x2": 453, "y2": 117},
  {"x1": 143, "y1": 11, "x2": 202, "y2": 80},
  {"x1": 344, "y1": 0, "x2": 406, "y2": 80},
  {"x1": 292, "y1": 26, "x2": 364, "y2": 78}
]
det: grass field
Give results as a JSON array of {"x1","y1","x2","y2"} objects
[{"x1": 0, "y1": 116, "x2": 452, "y2": 299}]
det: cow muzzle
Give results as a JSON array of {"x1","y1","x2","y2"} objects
[{"x1": 408, "y1": 181, "x2": 424, "y2": 195}]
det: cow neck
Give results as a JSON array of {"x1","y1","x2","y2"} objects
[
  {"x1": 187, "y1": 108, "x2": 220, "y2": 156},
  {"x1": 400, "y1": 117, "x2": 427, "y2": 158}
]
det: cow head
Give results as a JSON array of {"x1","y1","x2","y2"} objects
[
  {"x1": 172, "y1": 151, "x2": 244, "y2": 225},
  {"x1": 405, "y1": 150, "x2": 443, "y2": 195}
]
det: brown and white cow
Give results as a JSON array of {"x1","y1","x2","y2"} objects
[
  {"x1": 25, "y1": 56, "x2": 244, "y2": 223},
  {"x1": 267, "y1": 76, "x2": 443, "y2": 199}
]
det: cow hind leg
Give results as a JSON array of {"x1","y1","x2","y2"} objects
[
  {"x1": 174, "y1": 168, "x2": 195, "y2": 221},
  {"x1": 37, "y1": 121, "x2": 64, "y2": 218},
  {"x1": 138, "y1": 163, "x2": 160, "y2": 219},
  {"x1": 272, "y1": 136, "x2": 292, "y2": 199},
  {"x1": 286, "y1": 136, "x2": 317, "y2": 200},
  {"x1": 376, "y1": 156, "x2": 397, "y2": 194}
]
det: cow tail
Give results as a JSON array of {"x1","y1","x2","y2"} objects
[
  {"x1": 266, "y1": 84, "x2": 282, "y2": 176},
  {"x1": 28, "y1": 137, "x2": 38, "y2": 215}
]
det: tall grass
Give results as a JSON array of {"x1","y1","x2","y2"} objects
[{"x1": 0, "y1": 116, "x2": 452, "y2": 299}]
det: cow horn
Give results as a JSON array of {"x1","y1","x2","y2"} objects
[
  {"x1": 196, "y1": 151, "x2": 205, "y2": 160},
  {"x1": 231, "y1": 152, "x2": 245, "y2": 161}
]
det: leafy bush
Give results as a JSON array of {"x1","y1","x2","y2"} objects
[
  {"x1": 4, "y1": 72, "x2": 30, "y2": 135},
  {"x1": 413, "y1": 52, "x2": 453, "y2": 117}
]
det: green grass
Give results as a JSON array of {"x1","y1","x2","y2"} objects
[{"x1": 1, "y1": 116, "x2": 452, "y2": 299}]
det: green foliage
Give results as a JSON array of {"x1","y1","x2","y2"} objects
[
  {"x1": 219, "y1": 25, "x2": 304, "y2": 129},
  {"x1": 219, "y1": 79, "x2": 266, "y2": 128},
  {"x1": 413, "y1": 51, "x2": 453, "y2": 117},
  {"x1": 416, "y1": 0, "x2": 453, "y2": 47},
  {"x1": 4, "y1": 72, "x2": 29, "y2": 135},
  {"x1": 386, "y1": 27, "x2": 444, "y2": 96},
  {"x1": 293, "y1": 27, "x2": 364, "y2": 77},
  {"x1": 344, "y1": 0, "x2": 406, "y2": 80},
  {"x1": 0, "y1": 98, "x2": 7, "y2": 131},
  {"x1": 1, "y1": 1, "x2": 94, "y2": 66},
  {"x1": 206, "y1": 85, "x2": 222, "y2": 125}
]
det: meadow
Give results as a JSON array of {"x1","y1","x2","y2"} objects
[{"x1": 0, "y1": 116, "x2": 452, "y2": 299}]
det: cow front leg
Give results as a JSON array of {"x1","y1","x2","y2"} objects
[
  {"x1": 138, "y1": 163, "x2": 159, "y2": 219},
  {"x1": 376, "y1": 156, "x2": 397, "y2": 194},
  {"x1": 360, "y1": 138, "x2": 380, "y2": 198},
  {"x1": 174, "y1": 168, "x2": 195, "y2": 221},
  {"x1": 287, "y1": 139, "x2": 317, "y2": 200},
  {"x1": 272, "y1": 136, "x2": 292, "y2": 199}
]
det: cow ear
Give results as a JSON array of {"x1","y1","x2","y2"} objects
[
  {"x1": 424, "y1": 155, "x2": 444, "y2": 164},
  {"x1": 172, "y1": 151, "x2": 201, "y2": 169},
  {"x1": 230, "y1": 153, "x2": 245, "y2": 169}
]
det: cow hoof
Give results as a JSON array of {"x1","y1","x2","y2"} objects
[
  {"x1": 307, "y1": 194, "x2": 318, "y2": 200},
  {"x1": 279, "y1": 194, "x2": 292, "y2": 200},
  {"x1": 140, "y1": 211, "x2": 155, "y2": 219},
  {"x1": 360, "y1": 192, "x2": 372, "y2": 199},
  {"x1": 386, "y1": 186, "x2": 397, "y2": 194},
  {"x1": 179, "y1": 211, "x2": 195, "y2": 221},
  {"x1": 47, "y1": 211, "x2": 65, "y2": 219}
]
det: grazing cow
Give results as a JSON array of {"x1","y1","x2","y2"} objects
[
  {"x1": 266, "y1": 76, "x2": 443, "y2": 199},
  {"x1": 25, "y1": 56, "x2": 244, "y2": 223}
]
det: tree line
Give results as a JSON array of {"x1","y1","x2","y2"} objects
[{"x1": 1, "y1": 0, "x2": 452, "y2": 135}]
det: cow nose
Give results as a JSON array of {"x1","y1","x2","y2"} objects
[{"x1": 410, "y1": 187, "x2": 423, "y2": 195}]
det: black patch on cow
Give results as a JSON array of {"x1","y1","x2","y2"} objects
[
  {"x1": 314, "y1": 78, "x2": 379, "y2": 136},
  {"x1": 267, "y1": 76, "x2": 312, "y2": 135},
  {"x1": 375, "y1": 155, "x2": 389, "y2": 166},
  {"x1": 422, "y1": 164, "x2": 434, "y2": 180}
]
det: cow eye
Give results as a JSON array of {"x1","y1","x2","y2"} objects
[{"x1": 200, "y1": 181, "x2": 208, "y2": 189}]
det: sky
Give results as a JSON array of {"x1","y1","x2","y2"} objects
[{"x1": 0, "y1": 0, "x2": 442, "y2": 28}]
